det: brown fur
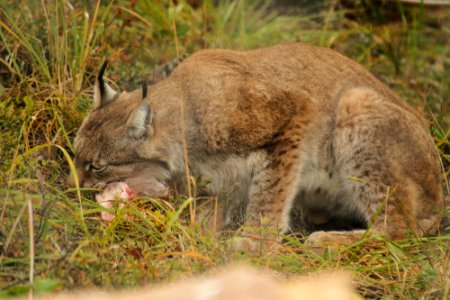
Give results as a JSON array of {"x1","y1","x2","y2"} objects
[{"x1": 69, "y1": 42, "x2": 444, "y2": 250}]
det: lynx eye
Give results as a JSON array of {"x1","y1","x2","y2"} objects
[{"x1": 85, "y1": 162, "x2": 107, "y2": 173}]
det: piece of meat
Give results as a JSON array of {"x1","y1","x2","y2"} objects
[
  {"x1": 95, "y1": 182, "x2": 136, "y2": 221},
  {"x1": 95, "y1": 179, "x2": 169, "y2": 221}
]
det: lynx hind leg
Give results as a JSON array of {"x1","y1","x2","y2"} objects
[{"x1": 310, "y1": 87, "x2": 445, "y2": 249}]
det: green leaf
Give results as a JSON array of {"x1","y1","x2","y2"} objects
[{"x1": 33, "y1": 278, "x2": 62, "y2": 294}]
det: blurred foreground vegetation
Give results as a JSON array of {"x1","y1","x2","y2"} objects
[{"x1": 0, "y1": 0, "x2": 449, "y2": 298}]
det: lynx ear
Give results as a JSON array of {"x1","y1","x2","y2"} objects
[
  {"x1": 94, "y1": 60, "x2": 118, "y2": 109},
  {"x1": 127, "y1": 82, "x2": 152, "y2": 138}
]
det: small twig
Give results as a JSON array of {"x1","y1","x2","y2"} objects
[
  {"x1": 169, "y1": 0, "x2": 194, "y2": 225},
  {"x1": 384, "y1": 186, "x2": 390, "y2": 233},
  {"x1": 3, "y1": 198, "x2": 27, "y2": 254},
  {"x1": 27, "y1": 198, "x2": 34, "y2": 300},
  {"x1": 33, "y1": 161, "x2": 51, "y2": 243},
  {"x1": 214, "y1": 196, "x2": 218, "y2": 234}
]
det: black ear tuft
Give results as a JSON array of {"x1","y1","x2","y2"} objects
[
  {"x1": 98, "y1": 60, "x2": 109, "y2": 98},
  {"x1": 142, "y1": 79, "x2": 148, "y2": 99},
  {"x1": 94, "y1": 59, "x2": 118, "y2": 109}
]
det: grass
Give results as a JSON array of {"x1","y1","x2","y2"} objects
[{"x1": 0, "y1": 0, "x2": 449, "y2": 298}]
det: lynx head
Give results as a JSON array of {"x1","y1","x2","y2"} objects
[{"x1": 67, "y1": 61, "x2": 171, "y2": 194}]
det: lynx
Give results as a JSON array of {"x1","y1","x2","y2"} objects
[{"x1": 69, "y1": 43, "x2": 444, "y2": 249}]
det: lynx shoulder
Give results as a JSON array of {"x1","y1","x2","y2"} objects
[{"x1": 69, "y1": 43, "x2": 444, "y2": 248}]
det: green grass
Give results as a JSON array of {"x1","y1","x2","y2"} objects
[{"x1": 1, "y1": 0, "x2": 449, "y2": 298}]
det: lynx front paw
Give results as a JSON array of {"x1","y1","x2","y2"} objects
[
  {"x1": 305, "y1": 230, "x2": 366, "y2": 254},
  {"x1": 230, "y1": 232, "x2": 281, "y2": 254},
  {"x1": 231, "y1": 237, "x2": 262, "y2": 253}
]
